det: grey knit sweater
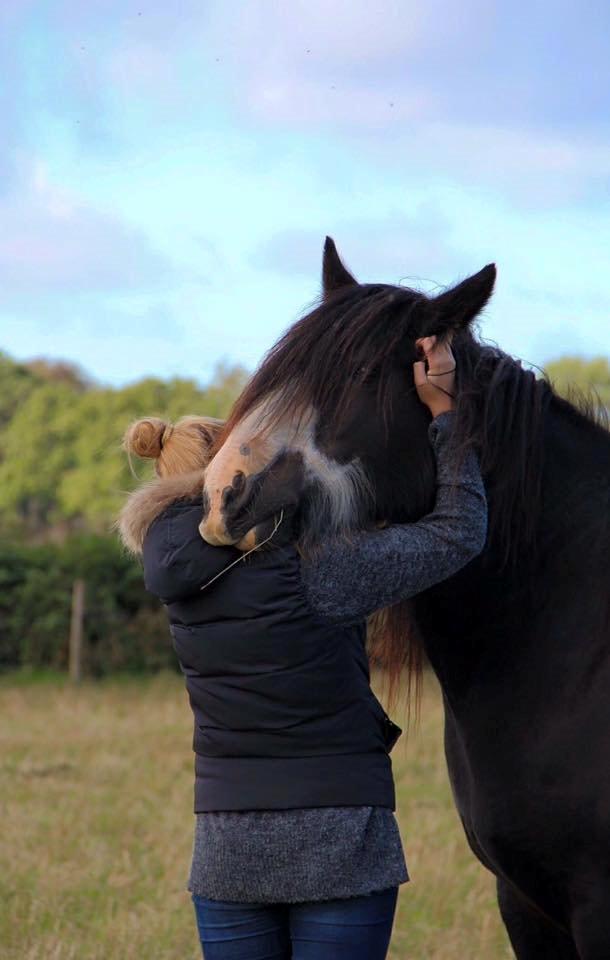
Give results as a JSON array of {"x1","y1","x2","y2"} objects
[{"x1": 188, "y1": 412, "x2": 487, "y2": 903}]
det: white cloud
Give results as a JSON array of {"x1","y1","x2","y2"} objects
[{"x1": 0, "y1": 161, "x2": 177, "y2": 297}]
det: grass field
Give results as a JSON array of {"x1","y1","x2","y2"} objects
[{"x1": 0, "y1": 672, "x2": 513, "y2": 959}]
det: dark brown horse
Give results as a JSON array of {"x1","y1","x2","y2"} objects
[{"x1": 200, "y1": 238, "x2": 610, "y2": 959}]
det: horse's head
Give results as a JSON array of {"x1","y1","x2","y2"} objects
[{"x1": 201, "y1": 237, "x2": 496, "y2": 550}]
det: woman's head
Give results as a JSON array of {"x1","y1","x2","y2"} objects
[{"x1": 123, "y1": 415, "x2": 224, "y2": 477}]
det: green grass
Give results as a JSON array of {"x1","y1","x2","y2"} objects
[{"x1": 0, "y1": 672, "x2": 513, "y2": 959}]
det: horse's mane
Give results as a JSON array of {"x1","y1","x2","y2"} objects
[
  {"x1": 451, "y1": 336, "x2": 551, "y2": 569},
  {"x1": 215, "y1": 283, "x2": 427, "y2": 449},
  {"x1": 451, "y1": 334, "x2": 609, "y2": 569}
]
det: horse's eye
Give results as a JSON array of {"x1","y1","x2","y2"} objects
[{"x1": 356, "y1": 365, "x2": 377, "y2": 383}]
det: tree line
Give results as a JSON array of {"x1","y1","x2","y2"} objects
[
  {"x1": 0, "y1": 350, "x2": 608, "y2": 676},
  {"x1": 0, "y1": 352, "x2": 247, "y2": 541}
]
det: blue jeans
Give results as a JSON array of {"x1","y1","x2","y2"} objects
[{"x1": 192, "y1": 887, "x2": 398, "y2": 959}]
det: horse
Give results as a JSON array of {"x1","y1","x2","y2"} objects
[{"x1": 200, "y1": 237, "x2": 610, "y2": 959}]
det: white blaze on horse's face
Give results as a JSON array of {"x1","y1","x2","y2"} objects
[{"x1": 199, "y1": 396, "x2": 370, "y2": 549}]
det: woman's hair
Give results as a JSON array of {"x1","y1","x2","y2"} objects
[{"x1": 123, "y1": 415, "x2": 225, "y2": 477}]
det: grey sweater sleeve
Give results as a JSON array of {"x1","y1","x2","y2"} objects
[{"x1": 301, "y1": 411, "x2": 487, "y2": 623}]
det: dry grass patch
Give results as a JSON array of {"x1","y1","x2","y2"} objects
[{"x1": 1, "y1": 672, "x2": 512, "y2": 959}]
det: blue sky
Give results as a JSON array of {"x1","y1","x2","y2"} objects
[{"x1": 1, "y1": 0, "x2": 609, "y2": 386}]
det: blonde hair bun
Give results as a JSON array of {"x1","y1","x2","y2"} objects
[{"x1": 123, "y1": 417, "x2": 170, "y2": 459}]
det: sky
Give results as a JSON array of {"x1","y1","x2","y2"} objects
[{"x1": 1, "y1": 0, "x2": 609, "y2": 387}]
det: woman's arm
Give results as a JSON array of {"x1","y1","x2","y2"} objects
[{"x1": 301, "y1": 412, "x2": 487, "y2": 623}]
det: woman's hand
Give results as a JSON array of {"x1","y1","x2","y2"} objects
[{"x1": 413, "y1": 335, "x2": 456, "y2": 418}]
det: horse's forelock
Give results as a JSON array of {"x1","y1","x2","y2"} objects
[{"x1": 216, "y1": 284, "x2": 425, "y2": 453}]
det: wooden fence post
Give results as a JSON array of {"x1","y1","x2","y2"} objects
[{"x1": 69, "y1": 579, "x2": 86, "y2": 683}]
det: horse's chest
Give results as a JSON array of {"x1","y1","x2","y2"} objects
[{"x1": 442, "y1": 709, "x2": 588, "y2": 905}]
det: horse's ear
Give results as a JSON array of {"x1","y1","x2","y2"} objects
[
  {"x1": 322, "y1": 236, "x2": 358, "y2": 298},
  {"x1": 420, "y1": 264, "x2": 497, "y2": 336}
]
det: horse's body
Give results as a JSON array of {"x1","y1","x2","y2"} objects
[
  {"x1": 200, "y1": 239, "x2": 610, "y2": 957},
  {"x1": 417, "y1": 395, "x2": 610, "y2": 958}
]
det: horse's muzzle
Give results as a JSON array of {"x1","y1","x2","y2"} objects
[
  {"x1": 198, "y1": 519, "x2": 237, "y2": 546},
  {"x1": 199, "y1": 450, "x2": 306, "y2": 550}
]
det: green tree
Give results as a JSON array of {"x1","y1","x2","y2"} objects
[
  {"x1": 25, "y1": 357, "x2": 91, "y2": 391},
  {"x1": 0, "y1": 352, "x2": 41, "y2": 431},
  {"x1": 0, "y1": 381, "x2": 81, "y2": 533},
  {"x1": 0, "y1": 356, "x2": 248, "y2": 539}
]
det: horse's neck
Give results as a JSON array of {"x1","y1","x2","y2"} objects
[{"x1": 416, "y1": 399, "x2": 610, "y2": 701}]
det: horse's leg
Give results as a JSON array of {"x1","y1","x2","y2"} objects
[{"x1": 497, "y1": 878, "x2": 579, "y2": 960}]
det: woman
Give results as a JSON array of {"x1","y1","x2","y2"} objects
[{"x1": 119, "y1": 336, "x2": 487, "y2": 959}]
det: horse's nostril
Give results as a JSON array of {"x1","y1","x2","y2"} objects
[
  {"x1": 222, "y1": 471, "x2": 247, "y2": 508},
  {"x1": 232, "y1": 471, "x2": 246, "y2": 493}
]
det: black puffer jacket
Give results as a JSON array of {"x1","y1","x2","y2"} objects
[{"x1": 142, "y1": 499, "x2": 395, "y2": 813}]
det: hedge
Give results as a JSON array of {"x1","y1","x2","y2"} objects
[{"x1": 0, "y1": 535, "x2": 175, "y2": 676}]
